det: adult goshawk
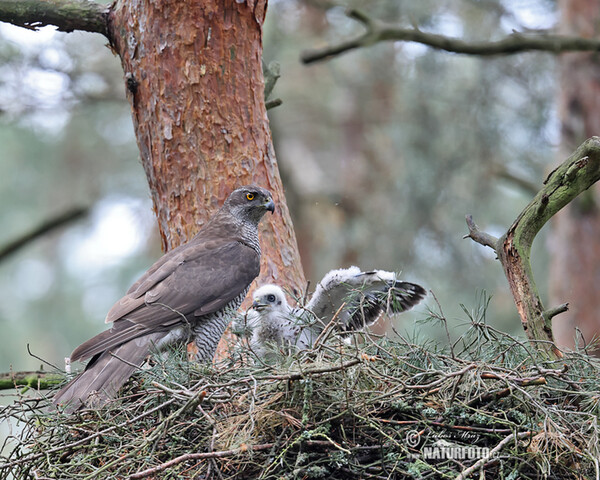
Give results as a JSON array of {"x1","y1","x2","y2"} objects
[{"x1": 53, "y1": 185, "x2": 274, "y2": 411}]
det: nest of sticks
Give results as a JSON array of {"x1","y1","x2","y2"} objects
[{"x1": 1, "y1": 305, "x2": 599, "y2": 479}]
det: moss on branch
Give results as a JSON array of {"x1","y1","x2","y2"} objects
[
  {"x1": 466, "y1": 137, "x2": 600, "y2": 359},
  {"x1": 0, "y1": 370, "x2": 64, "y2": 391},
  {"x1": 2, "y1": 332, "x2": 599, "y2": 479},
  {"x1": 0, "y1": 0, "x2": 109, "y2": 36},
  {"x1": 301, "y1": 8, "x2": 600, "y2": 64}
]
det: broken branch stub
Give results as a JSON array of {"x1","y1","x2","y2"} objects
[{"x1": 467, "y1": 137, "x2": 600, "y2": 359}]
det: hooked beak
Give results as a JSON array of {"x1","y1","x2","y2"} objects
[{"x1": 264, "y1": 197, "x2": 275, "y2": 214}]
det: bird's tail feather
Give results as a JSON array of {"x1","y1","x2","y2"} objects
[
  {"x1": 53, "y1": 332, "x2": 163, "y2": 413},
  {"x1": 70, "y1": 319, "x2": 144, "y2": 362}
]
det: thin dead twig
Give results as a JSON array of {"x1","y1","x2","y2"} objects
[{"x1": 456, "y1": 431, "x2": 534, "y2": 480}]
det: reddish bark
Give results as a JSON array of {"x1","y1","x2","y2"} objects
[
  {"x1": 551, "y1": 0, "x2": 600, "y2": 354},
  {"x1": 107, "y1": 0, "x2": 305, "y2": 291},
  {"x1": 107, "y1": 0, "x2": 305, "y2": 357}
]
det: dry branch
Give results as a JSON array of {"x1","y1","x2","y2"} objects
[
  {"x1": 1, "y1": 327, "x2": 598, "y2": 479},
  {"x1": 129, "y1": 443, "x2": 275, "y2": 479},
  {"x1": 301, "y1": 8, "x2": 600, "y2": 64},
  {"x1": 455, "y1": 431, "x2": 534, "y2": 480},
  {"x1": 0, "y1": 0, "x2": 108, "y2": 36},
  {"x1": 0, "y1": 206, "x2": 88, "y2": 262},
  {"x1": 258, "y1": 357, "x2": 362, "y2": 381},
  {"x1": 465, "y1": 137, "x2": 600, "y2": 359}
]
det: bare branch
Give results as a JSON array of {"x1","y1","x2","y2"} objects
[
  {"x1": 498, "y1": 139, "x2": 600, "y2": 359},
  {"x1": 542, "y1": 303, "x2": 569, "y2": 326},
  {"x1": 456, "y1": 431, "x2": 533, "y2": 480},
  {"x1": 463, "y1": 139, "x2": 600, "y2": 359},
  {"x1": 263, "y1": 60, "x2": 281, "y2": 101},
  {"x1": 129, "y1": 444, "x2": 275, "y2": 479},
  {"x1": 0, "y1": 206, "x2": 88, "y2": 263},
  {"x1": 258, "y1": 358, "x2": 362, "y2": 381},
  {"x1": 301, "y1": 8, "x2": 600, "y2": 64},
  {"x1": 463, "y1": 215, "x2": 499, "y2": 251},
  {"x1": 0, "y1": 0, "x2": 109, "y2": 36},
  {"x1": 265, "y1": 98, "x2": 282, "y2": 110},
  {"x1": 465, "y1": 138, "x2": 600, "y2": 360}
]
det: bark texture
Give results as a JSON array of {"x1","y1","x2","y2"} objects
[
  {"x1": 467, "y1": 138, "x2": 600, "y2": 360},
  {"x1": 551, "y1": 0, "x2": 600, "y2": 354},
  {"x1": 107, "y1": 0, "x2": 304, "y2": 293},
  {"x1": 0, "y1": 0, "x2": 108, "y2": 35}
]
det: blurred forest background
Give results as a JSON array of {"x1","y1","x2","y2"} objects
[{"x1": 0, "y1": 0, "x2": 562, "y2": 373}]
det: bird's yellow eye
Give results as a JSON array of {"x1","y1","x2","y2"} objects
[{"x1": 246, "y1": 193, "x2": 255, "y2": 201}]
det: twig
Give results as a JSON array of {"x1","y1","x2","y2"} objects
[
  {"x1": 464, "y1": 137, "x2": 600, "y2": 360},
  {"x1": 0, "y1": 397, "x2": 178, "y2": 470},
  {"x1": 542, "y1": 303, "x2": 569, "y2": 327},
  {"x1": 428, "y1": 291, "x2": 455, "y2": 359},
  {"x1": 0, "y1": 206, "x2": 89, "y2": 263},
  {"x1": 258, "y1": 358, "x2": 362, "y2": 381},
  {"x1": 129, "y1": 443, "x2": 275, "y2": 479},
  {"x1": 463, "y1": 215, "x2": 498, "y2": 251},
  {"x1": 83, "y1": 390, "x2": 208, "y2": 478},
  {"x1": 263, "y1": 60, "x2": 280, "y2": 100},
  {"x1": 455, "y1": 431, "x2": 533, "y2": 480},
  {"x1": 301, "y1": 8, "x2": 600, "y2": 64},
  {"x1": 27, "y1": 344, "x2": 62, "y2": 372},
  {"x1": 265, "y1": 98, "x2": 282, "y2": 110},
  {"x1": 480, "y1": 372, "x2": 547, "y2": 386},
  {"x1": 312, "y1": 303, "x2": 346, "y2": 349},
  {"x1": 404, "y1": 364, "x2": 477, "y2": 391},
  {"x1": 467, "y1": 387, "x2": 512, "y2": 407}
]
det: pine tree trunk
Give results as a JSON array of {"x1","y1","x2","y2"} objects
[
  {"x1": 551, "y1": 0, "x2": 600, "y2": 354},
  {"x1": 108, "y1": 0, "x2": 305, "y2": 293}
]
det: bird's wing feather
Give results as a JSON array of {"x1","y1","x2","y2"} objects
[
  {"x1": 105, "y1": 239, "x2": 224, "y2": 323},
  {"x1": 70, "y1": 315, "x2": 183, "y2": 362},
  {"x1": 105, "y1": 241, "x2": 258, "y2": 324},
  {"x1": 345, "y1": 280, "x2": 426, "y2": 331},
  {"x1": 307, "y1": 267, "x2": 426, "y2": 331},
  {"x1": 124, "y1": 241, "x2": 188, "y2": 296},
  {"x1": 105, "y1": 251, "x2": 187, "y2": 323},
  {"x1": 305, "y1": 266, "x2": 363, "y2": 324},
  {"x1": 71, "y1": 319, "x2": 146, "y2": 362},
  {"x1": 146, "y1": 241, "x2": 259, "y2": 317},
  {"x1": 73, "y1": 241, "x2": 259, "y2": 362}
]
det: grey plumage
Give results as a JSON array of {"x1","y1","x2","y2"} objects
[
  {"x1": 53, "y1": 185, "x2": 274, "y2": 412},
  {"x1": 236, "y1": 266, "x2": 426, "y2": 356}
]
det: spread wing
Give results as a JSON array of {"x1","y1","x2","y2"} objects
[
  {"x1": 305, "y1": 266, "x2": 363, "y2": 324},
  {"x1": 306, "y1": 267, "x2": 426, "y2": 332},
  {"x1": 71, "y1": 240, "x2": 260, "y2": 361}
]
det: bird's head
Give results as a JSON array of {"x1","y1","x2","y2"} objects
[
  {"x1": 251, "y1": 284, "x2": 287, "y2": 312},
  {"x1": 226, "y1": 185, "x2": 275, "y2": 225}
]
